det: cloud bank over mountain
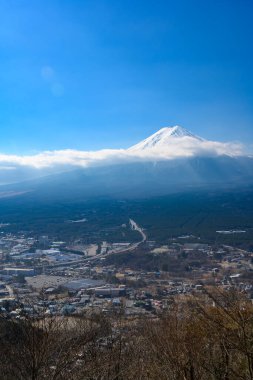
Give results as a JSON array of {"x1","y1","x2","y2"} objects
[{"x1": 0, "y1": 127, "x2": 249, "y2": 184}]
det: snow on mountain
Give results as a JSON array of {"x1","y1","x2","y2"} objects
[
  {"x1": 128, "y1": 126, "x2": 203, "y2": 152},
  {"x1": 0, "y1": 126, "x2": 247, "y2": 186},
  {"x1": 127, "y1": 125, "x2": 245, "y2": 159}
]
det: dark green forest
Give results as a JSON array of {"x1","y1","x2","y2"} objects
[{"x1": 0, "y1": 188, "x2": 253, "y2": 248}]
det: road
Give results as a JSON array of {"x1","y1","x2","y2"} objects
[
  {"x1": 6, "y1": 285, "x2": 14, "y2": 298},
  {"x1": 129, "y1": 218, "x2": 147, "y2": 242},
  {"x1": 45, "y1": 219, "x2": 146, "y2": 268},
  {"x1": 104, "y1": 219, "x2": 146, "y2": 255}
]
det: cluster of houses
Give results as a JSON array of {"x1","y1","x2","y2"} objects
[{"x1": 0, "y1": 230, "x2": 253, "y2": 319}]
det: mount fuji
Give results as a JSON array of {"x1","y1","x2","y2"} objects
[
  {"x1": 0, "y1": 126, "x2": 252, "y2": 199},
  {"x1": 129, "y1": 126, "x2": 203, "y2": 152},
  {"x1": 127, "y1": 125, "x2": 244, "y2": 159}
]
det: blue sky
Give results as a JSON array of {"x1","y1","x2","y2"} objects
[{"x1": 0, "y1": 0, "x2": 253, "y2": 154}]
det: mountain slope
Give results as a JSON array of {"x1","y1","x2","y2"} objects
[
  {"x1": 128, "y1": 126, "x2": 203, "y2": 152},
  {"x1": 1, "y1": 156, "x2": 252, "y2": 201},
  {"x1": 0, "y1": 126, "x2": 252, "y2": 200}
]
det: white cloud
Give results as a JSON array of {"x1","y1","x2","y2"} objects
[
  {"x1": 129, "y1": 137, "x2": 245, "y2": 159},
  {"x1": 0, "y1": 137, "x2": 247, "y2": 174}
]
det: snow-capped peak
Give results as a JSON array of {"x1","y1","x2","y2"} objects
[
  {"x1": 129, "y1": 126, "x2": 203, "y2": 152},
  {"x1": 163, "y1": 125, "x2": 199, "y2": 138}
]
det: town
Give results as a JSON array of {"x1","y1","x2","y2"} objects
[{"x1": 0, "y1": 218, "x2": 252, "y2": 319}]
